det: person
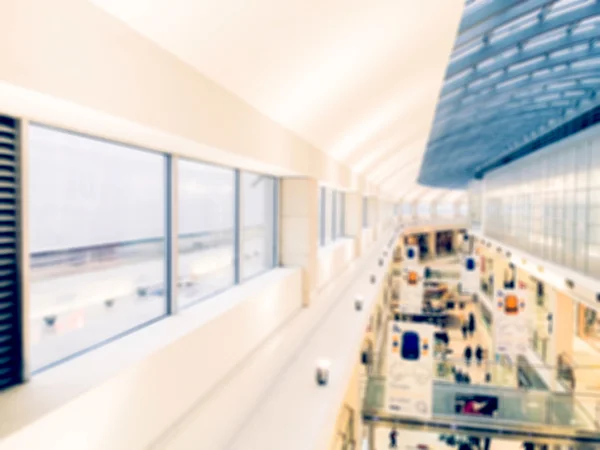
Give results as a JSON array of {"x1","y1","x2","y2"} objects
[
  {"x1": 461, "y1": 322, "x2": 468, "y2": 340},
  {"x1": 475, "y1": 345, "x2": 483, "y2": 366},
  {"x1": 458, "y1": 443, "x2": 472, "y2": 450},
  {"x1": 465, "y1": 373, "x2": 471, "y2": 384},
  {"x1": 468, "y1": 311, "x2": 476, "y2": 337},
  {"x1": 485, "y1": 372, "x2": 491, "y2": 383},
  {"x1": 523, "y1": 442, "x2": 535, "y2": 450},
  {"x1": 464, "y1": 345, "x2": 472, "y2": 366},
  {"x1": 483, "y1": 437, "x2": 491, "y2": 450},
  {"x1": 389, "y1": 428, "x2": 398, "y2": 448}
]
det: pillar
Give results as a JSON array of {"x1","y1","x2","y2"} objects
[
  {"x1": 279, "y1": 177, "x2": 318, "y2": 307},
  {"x1": 428, "y1": 231, "x2": 436, "y2": 260},
  {"x1": 553, "y1": 291, "x2": 573, "y2": 392}
]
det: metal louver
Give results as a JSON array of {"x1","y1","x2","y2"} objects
[{"x1": 0, "y1": 115, "x2": 23, "y2": 390}]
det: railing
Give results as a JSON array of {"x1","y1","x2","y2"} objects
[{"x1": 363, "y1": 375, "x2": 600, "y2": 432}]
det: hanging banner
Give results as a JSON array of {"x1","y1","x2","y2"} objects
[
  {"x1": 494, "y1": 288, "x2": 528, "y2": 356},
  {"x1": 386, "y1": 321, "x2": 434, "y2": 419},
  {"x1": 400, "y1": 267, "x2": 424, "y2": 314},
  {"x1": 404, "y1": 245, "x2": 419, "y2": 267},
  {"x1": 460, "y1": 255, "x2": 479, "y2": 294}
]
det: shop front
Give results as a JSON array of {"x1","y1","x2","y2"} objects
[
  {"x1": 435, "y1": 230, "x2": 454, "y2": 257},
  {"x1": 530, "y1": 277, "x2": 553, "y2": 365},
  {"x1": 577, "y1": 303, "x2": 600, "y2": 352}
]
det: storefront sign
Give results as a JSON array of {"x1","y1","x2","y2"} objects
[
  {"x1": 400, "y1": 267, "x2": 424, "y2": 314},
  {"x1": 494, "y1": 288, "x2": 529, "y2": 356},
  {"x1": 460, "y1": 255, "x2": 479, "y2": 294},
  {"x1": 404, "y1": 245, "x2": 419, "y2": 267},
  {"x1": 386, "y1": 321, "x2": 434, "y2": 419}
]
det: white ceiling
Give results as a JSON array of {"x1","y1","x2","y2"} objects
[{"x1": 88, "y1": 0, "x2": 464, "y2": 199}]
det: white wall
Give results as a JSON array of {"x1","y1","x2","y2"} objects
[
  {"x1": 0, "y1": 269, "x2": 303, "y2": 450},
  {"x1": 316, "y1": 238, "x2": 356, "y2": 290}
]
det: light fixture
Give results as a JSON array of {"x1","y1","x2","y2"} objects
[
  {"x1": 370, "y1": 274, "x2": 376, "y2": 284},
  {"x1": 355, "y1": 294, "x2": 364, "y2": 311},
  {"x1": 565, "y1": 279, "x2": 575, "y2": 289},
  {"x1": 378, "y1": 258, "x2": 384, "y2": 267},
  {"x1": 316, "y1": 359, "x2": 331, "y2": 386}
]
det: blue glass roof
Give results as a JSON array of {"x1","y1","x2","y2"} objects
[{"x1": 418, "y1": 0, "x2": 600, "y2": 188}]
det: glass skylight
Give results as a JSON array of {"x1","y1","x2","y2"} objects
[
  {"x1": 490, "y1": 9, "x2": 541, "y2": 44},
  {"x1": 547, "y1": 80, "x2": 577, "y2": 90},
  {"x1": 524, "y1": 27, "x2": 568, "y2": 51},
  {"x1": 572, "y1": 57, "x2": 600, "y2": 69},
  {"x1": 546, "y1": 0, "x2": 595, "y2": 21},
  {"x1": 508, "y1": 55, "x2": 545, "y2": 72},
  {"x1": 496, "y1": 74, "x2": 529, "y2": 90}
]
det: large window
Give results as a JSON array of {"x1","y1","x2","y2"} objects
[
  {"x1": 319, "y1": 187, "x2": 326, "y2": 246},
  {"x1": 28, "y1": 125, "x2": 167, "y2": 372},
  {"x1": 320, "y1": 188, "x2": 346, "y2": 245},
  {"x1": 178, "y1": 159, "x2": 235, "y2": 308},
  {"x1": 483, "y1": 130, "x2": 600, "y2": 277},
  {"x1": 241, "y1": 172, "x2": 276, "y2": 280},
  {"x1": 336, "y1": 191, "x2": 345, "y2": 238}
]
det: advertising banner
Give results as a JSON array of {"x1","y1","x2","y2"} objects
[
  {"x1": 386, "y1": 321, "x2": 434, "y2": 418},
  {"x1": 455, "y1": 394, "x2": 499, "y2": 417},
  {"x1": 460, "y1": 255, "x2": 479, "y2": 294},
  {"x1": 400, "y1": 266, "x2": 424, "y2": 314},
  {"x1": 494, "y1": 288, "x2": 528, "y2": 356},
  {"x1": 404, "y1": 245, "x2": 419, "y2": 267}
]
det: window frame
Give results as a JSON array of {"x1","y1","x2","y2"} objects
[{"x1": 25, "y1": 121, "x2": 280, "y2": 374}]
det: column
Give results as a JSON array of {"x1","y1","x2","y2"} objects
[
  {"x1": 428, "y1": 231, "x2": 436, "y2": 261},
  {"x1": 279, "y1": 177, "x2": 318, "y2": 307},
  {"x1": 553, "y1": 290, "x2": 573, "y2": 391}
]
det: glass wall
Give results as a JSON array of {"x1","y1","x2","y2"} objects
[
  {"x1": 178, "y1": 159, "x2": 235, "y2": 308},
  {"x1": 241, "y1": 172, "x2": 276, "y2": 280},
  {"x1": 436, "y1": 202, "x2": 455, "y2": 218},
  {"x1": 577, "y1": 303, "x2": 600, "y2": 352},
  {"x1": 483, "y1": 128, "x2": 600, "y2": 277},
  {"x1": 468, "y1": 180, "x2": 483, "y2": 228},
  {"x1": 416, "y1": 201, "x2": 431, "y2": 219},
  {"x1": 28, "y1": 125, "x2": 167, "y2": 372},
  {"x1": 28, "y1": 125, "x2": 279, "y2": 372}
]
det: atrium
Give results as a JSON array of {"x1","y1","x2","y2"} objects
[{"x1": 0, "y1": 1, "x2": 599, "y2": 449}]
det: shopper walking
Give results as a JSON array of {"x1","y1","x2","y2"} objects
[
  {"x1": 468, "y1": 311, "x2": 476, "y2": 338},
  {"x1": 464, "y1": 345, "x2": 472, "y2": 366},
  {"x1": 389, "y1": 428, "x2": 398, "y2": 448},
  {"x1": 461, "y1": 322, "x2": 468, "y2": 340},
  {"x1": 475, "y1": 345, "x2": 483, "y2": 366}
]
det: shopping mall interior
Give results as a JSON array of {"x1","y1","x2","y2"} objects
[{"x1": 1, "y1": 0, "x2": 600, "y2": 449}]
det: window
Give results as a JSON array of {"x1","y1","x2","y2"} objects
[
  {"x1": 336, "y1": 192, "x2": 345, "y2": 238},
  {"x1": 241, "y1": 172, "x2": 276, "y2": 280},
  {"x1": 28, "y1": 125, "x2": 167, "y2": 372},
  {"x1": 363, "y1": 197, "x2": 369, "y2": 228},
  {"x1": 331, "y1": 189, "x2": 337, "y2": 241},
  {"x1": 178, "y1": 159, "x2": 235, "y2": 308},
  {"x1": 319, "y1": 187, "x2": 326, "y2": 246}
]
